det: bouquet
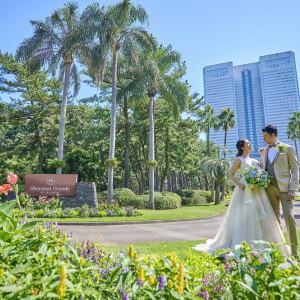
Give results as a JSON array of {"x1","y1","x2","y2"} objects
[{"x1": 243, "y1": 166, "x2": 271, "y2": 188}]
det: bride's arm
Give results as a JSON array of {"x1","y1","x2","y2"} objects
[{"x1": 228, "y1": 158, "x2": 245, "y2": 190}]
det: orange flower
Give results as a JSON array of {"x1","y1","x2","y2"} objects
[
  {"x1": 0, "y1": 184, "x2": 14, "y2": 196},
  {"x1": 7, "y1": 173, "x2": 18, "y2": 185}
]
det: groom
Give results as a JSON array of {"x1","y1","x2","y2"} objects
[{"x1": 260, "y1": 125, "x2": 299, "y2": 257}]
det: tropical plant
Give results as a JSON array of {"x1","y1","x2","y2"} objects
[
  {"x1": 216, "y1": 107, "x2": 236, "y2": 201},
  {"x1": 287, "y1": 113, "x2": 300, "y2": 157},
  {"x1": 17, "y1": 2, "x2": 90, "y2": 174},
  {"x1": 82, "y1": 0, "x2": 155, "y2": 203}
]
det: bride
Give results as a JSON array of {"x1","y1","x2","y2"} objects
[{"x1": 193, "y1": 138, "x2": 291, "y2": 256}]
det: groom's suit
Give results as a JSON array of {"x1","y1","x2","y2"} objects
[{"x1": 262, "y1": 142, "x2": 299, "y2": 256}]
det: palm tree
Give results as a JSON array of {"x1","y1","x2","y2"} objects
[
  {"x1": 17, "y1": 2, "x2": 89, "y2": 174},
  {"x1": 201, "y1": 155, "x2": 229, "y2": 204},
  {"x1": 83, "y1": 0, "x2": 155, "y2": 203},
  {"x1": 217, "y1": 107, "x2": 235, "y2": 201},
  {"x1": 287, "y1": 114, "x2": 300, "y2": 157},
  {"x1": 124, "y1": 45, "x2": 188, "y2": 209},
  {"x1": 200, "y1": 105, "x2": 217, "y2": 157}
]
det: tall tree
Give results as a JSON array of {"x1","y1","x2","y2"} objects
[
  {"x1": 17, "y1": 2, "x2": 89, "y2": 174},
  {"x1": 130, "y1": 45, "x2": 189, "y2": 208},
  {"x1": 217, "y1": 107, "x2": 235, "y2": 201},
  {"x1": 0, "y1": 52, "x2": 61, "y2": 172},
  {"x1": 287, "y1": 114, "x2": 300, "y2": 157},
  {"x1": 83, "y1": 0, "x2": 155, "y2": 203}
]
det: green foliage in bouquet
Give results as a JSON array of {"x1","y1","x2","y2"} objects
[{"x1": 243, "y1": 166, "x2": 272, "y2": 188}]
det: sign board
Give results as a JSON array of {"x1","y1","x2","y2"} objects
[{"x1": 24, "y1": 174, "x2": 78, "y2": 197}]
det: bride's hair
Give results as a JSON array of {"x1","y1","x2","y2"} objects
[{"x1": 236, "y1": 139, "x2": 247, "y2": 157}]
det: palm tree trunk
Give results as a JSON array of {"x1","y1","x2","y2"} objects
[
  {"x1": 215, "y1": 181, "x2": 220, "y2": 204},
  {"x1": 123, "y1": 96, "x2": 130, "y2": 188},
  {"x1": 149, "y1": 95, "x2": 155, "y2": 209},
  {"x1": 56, "y1": 62, "x2": 71, "y2": 174},
  {"x1": 107, "y1": 48, "x2": 118, "y2": 203},
  {"x1": 154, "y1": 130, "x2": 160, "y2": 191},
  {"x1": 220, "y1": 128, "x2": 228, "y2": 202},
  {"x1": 207, "y1": 125, "x2": 211, "y2": 157},
  {"x1": 294, "y1": 139, "x2": 298, "y2": 158},
  {"x1": 210, "y1": 180, "x2": 215, "y2": 203},
  {"x1": 160, "y1": 127, "x2": 169, "y2": 192}
]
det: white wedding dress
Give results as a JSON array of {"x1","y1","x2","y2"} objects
[{"x1": 194, "y1": 156, "x2": 291, "y2": 256}]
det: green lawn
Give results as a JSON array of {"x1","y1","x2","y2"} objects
[
  {"x1": 39, "y1": 203, "x2": 228, "y2": 223},
  {"x1": 102, "y1": 230, "x2": 300, "y2": 258}
]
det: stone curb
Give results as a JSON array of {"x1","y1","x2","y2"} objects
[{"x1": 56, "y1": 214, "x2": 225, "y2": 226}]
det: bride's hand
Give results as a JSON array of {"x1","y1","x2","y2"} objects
[{"x1": 238, "y1": 183, "x2": 246, "y2": 190}]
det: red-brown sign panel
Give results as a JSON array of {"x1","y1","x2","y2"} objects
[{"x1": 24, "y1": 174, "x2": 78, "y2": 197}]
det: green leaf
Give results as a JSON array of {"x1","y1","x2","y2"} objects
[
  {"x1": 0, "y1": 200, "x2": 16, "y2": 220},
  {"x1": 0, "y1": 285, "x2": 24, "y2": 292},
  {"x1": 109, "y1": 266, "x2": 121, "y2": 283},
  {"x1": 144, "y1": 290, "x2": 158, "y2": 300},
  {"x1": 236, "y1": 280, "x2": 259, "y2": 296},
  {"x1": 17, "y1": 220, "x2": 42, "y2": 232},
  {"x1": 0, "y1": 230, "x2": 11, "y2": 242},
  {"x1": 3, "y1": 218, "x2": 14, "y2": 232}
]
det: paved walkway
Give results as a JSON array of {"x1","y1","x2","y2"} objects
[{"x1": 61, "y1": 203, "x2": 300, "y2": 245}]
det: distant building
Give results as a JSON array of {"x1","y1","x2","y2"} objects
[{"x1": 203, "y1": 51, "x2": 300, "y2": 159}]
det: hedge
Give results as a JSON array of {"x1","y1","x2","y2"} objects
[{"x1": 175, "y1": 189, "x2": 211, "y2": 205}]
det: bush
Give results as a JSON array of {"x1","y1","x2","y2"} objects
[
  {"x1": 175, "y1": 189, "x2": 211, "y2": 205},
  {"x1": 134, "y1": 192, "x2": 181, "y2": 210},
  {"x1": 99, "y1": 188, "x2": 137, "y2": 207}
]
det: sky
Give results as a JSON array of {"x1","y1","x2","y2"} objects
[{"x1": 1, "y1": 0, "x2": 300, "y2": 101}]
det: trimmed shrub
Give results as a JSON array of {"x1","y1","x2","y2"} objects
[
  {"x1": 100, "y1": 188, "x2": 136, "y2": 207},
  {"x1": 175, "y1": 189, "x2": 211, "y2": 205},
  {"x1": 133, "y1": 192, "x2": 181, "y2": 210}
]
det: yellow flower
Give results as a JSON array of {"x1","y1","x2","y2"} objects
[
  {"x1": 39, "y1": 226, "x2": 43, "y2": 233},
  {"x1": 96, "y1": 274, "x2": 100, "y2": 281},
  {"x1": 176, "y1": 262, "x2": 184, "y2": 295},
  {"x1": 242, "y1": 241, "x2": 247, "y2": 246},
  {"x1": 149, "y1": 254, "x2": 153, "y2": 260},
  {"x1": 148, "y1": 275, "x2": 155, "y2": 285},
  {"x1": 172, "y1": 253, "x2": 176, "y2": 268},
  {"x1": 0, "y1": 269, "x2": 4, "y2": 277},
  {"x1": 61, "y1": 246, "x2": 65, "y2": 253},
  {"x1": 172, "y1": 275, "x2": 178, "y2": 281},
  {"x1": 49, "y1": 255, "x2": 53, "y2": 262},
  {"x1": 51, "y1": 224, "x2": 55, "y2": 229},
  {"x1": 285, "y1": 269, "x2": 290, "y2": 276},
  {"x1": 129, "y1": 245, "x2": 134, "y2": 258},
  {"x1": 57, "y1": 229, "x2": 61, "y2": 238},
  {"x1": 62, "y1": 234, "x2": 67, "y2": 241},
  {"x1": 80, "y1": 257, "x2": 85, "y2": 265},
  {"x1": 12, "y1": 276, "x2": 16, "y2": 283},
  {"x1": 168, "y1": 279, "x2": 173, "y2": 288},
  {"x1": 192, "y1": 273, "x2": 196, "y2": 280},
  {"x1": 57, "y1": 264, "x2": 67, "y2": 299},
  {"x1": 134, "y1": 253, "x2": 139, "y2": 261},
  {"x1": 297, "y1": 271, "x2": 300, "y2": 276},
  {"x1": 291, "y1": 256, "x2": 296, "y2": 262},
  {"x1": 271, "y1": 242, "x2": 275, "y2": 248},
  {"x1": 139, "y1": 266, "x2": 145, "y2": 282}
]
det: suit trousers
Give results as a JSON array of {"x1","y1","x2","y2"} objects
[{"x1": 266, "y1": 183, "x2": 298, "y2": 256}]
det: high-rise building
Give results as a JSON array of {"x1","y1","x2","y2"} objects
[{"x1": 203, "y1": 51, "x2": 300, "y2": 159}]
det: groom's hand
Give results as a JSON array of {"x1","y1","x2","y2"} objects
[{"x1": 287, "y1": 190, "x2": 295, "y2": 201}]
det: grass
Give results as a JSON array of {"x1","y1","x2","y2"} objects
[
  {"x1": 39, "y1": 203, "x2": 228, "y2": 223},
  {"x1": 100, "y1": 240, "x2": 205, "y2": 260},
  {"x1": 102, "y1": 230, "x2": 300, "y2": 258}
]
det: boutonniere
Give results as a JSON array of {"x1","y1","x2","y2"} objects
[{"x1": 276, "y1": 144, "x2": 286, "y2": 152}]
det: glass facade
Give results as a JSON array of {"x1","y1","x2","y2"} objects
[{"x1": 203, "y1": 51, "x2": 300, "y2": 159}]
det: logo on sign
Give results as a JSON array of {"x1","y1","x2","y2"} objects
[{"x1": 46, "y1": 177, "x2": 56, "y2": 186}]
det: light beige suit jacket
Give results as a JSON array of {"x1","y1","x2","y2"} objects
[{"x1": 262, "y1": 142, "x2": 299, "y2": 192}]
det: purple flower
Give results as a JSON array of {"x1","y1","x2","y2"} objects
[
  {"x1": 259, "y1": 258, "x2": 265, "y2": 264},
  {"x1": 225, "y1": 263, "x2": 230, "y2": 272},
  {"x1": 122, "y1": 292, "x2": 128, "y2": 300},
  {"x1": 218, "y1": 284, "x2": 224, "y2": 291},
  {"x1": 202, "y1": 274, "x2": 209, "y2": 287},
  {"x1": 137, "y1": 279, "x2": 143, "y2": 287},
  {"x1": 252, "y1": 252, "x2": 259, "y2": 258},
  {"x1": 250, "y1": 244, "x2": 254, "y2": 250},
  {"x1": 158, "y1": 275, "x2": 165, "y2": 290}
]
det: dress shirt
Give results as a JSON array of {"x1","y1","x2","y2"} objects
[{"x1": 267, "y1": 144, "x2": 278, "y2": 164}]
